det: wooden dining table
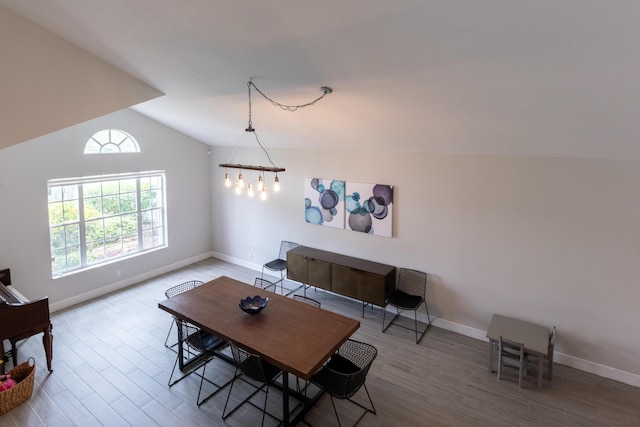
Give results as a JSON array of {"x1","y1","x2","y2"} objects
[{"x1": 158, "y1": 275, "x2": 360, "y2": 426}]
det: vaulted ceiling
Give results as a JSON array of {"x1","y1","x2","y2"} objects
[{"x1": 2, "y1": 1, "x2": 640, "y2": 159}]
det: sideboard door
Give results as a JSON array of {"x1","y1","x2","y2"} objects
[
  {"x1": 286, "y1": 251, "x2": 309, "y2": 284},
  {"x1": 331, "y1": 265, "x2": 358, "y2": 299},
  {"x1": 309, "y1": 258, "x2": 332, "y2": 291}
]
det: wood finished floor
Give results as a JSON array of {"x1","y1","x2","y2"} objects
[{"x1": 1, "y1": 257, "x2": 639, "y2": 426}]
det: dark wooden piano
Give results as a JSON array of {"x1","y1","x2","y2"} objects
[{"x1": 0, "y1": 268, "x2": 53, "y2": 371}]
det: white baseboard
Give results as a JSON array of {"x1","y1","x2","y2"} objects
[
  {"x1": 424, "y1": 316, "x2": 640, "y2": 388},
  {"x1": 210, "y1": 251, "x2": 263, "y2": 272},
  {"x1": 49, "y1": 253, "x2": 640, "y2": 388},
  {"x1": 49, "y1": 252, "x2": 215, "y2": 313}
]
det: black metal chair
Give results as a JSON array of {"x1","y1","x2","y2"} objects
[
  {"x1": 292, "y1": 294, "x2": 321, "y2": 308},
  {"x1": 164, "y1": 280, "x2": 203, "y2": 351},
  {"x1": 498, "y1": 335, "x2": 529, "y2": 388},
  {"x1": 222, "y1": 343, "x2": 283, "y2": 426},
  {"x1": 261, "y1": 240, "x2": 299, "y2": 294},
  {"x1": 167, "y1": 318, "x2": 230, "y2": 405},
  {"x1": 292, "y1": 294, "x2": 321, "y2": 394},
  {"x1": 382, "y1": 268, "x2": 431, "y2": 344},
  {"x1": 310, "y1": 339, "x2": 377, "y2": 427},
  {"x1": 254, "y1": 277, "x2": 277, "y2": 292}
]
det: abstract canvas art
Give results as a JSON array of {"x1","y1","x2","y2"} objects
[
  {"x1": 304, "y1": 178, "x2": 345, "y2": 229},
  {"x1": 345, "y1": 182, "x2": 393, "y2": 237}
]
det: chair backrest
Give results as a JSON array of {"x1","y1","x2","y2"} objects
[
  {"x1": 165, "y1": 280, "x2": 204, "y2": 298},
  {"x1": 499, "y1": 336, "x2": 525, "y2": 362},
  {"x1": 278, "y1": 241, "x2": 299, "y2": 261},
  {"x1": 292, "y1": 294, "x2": 321, "y2": 308},
  {"x1": 330, "y1": 339, "x2": 377, "y2": 399},
  {"x1": 174, "y1": 318, "x2": 204, "y2": 352},
  {"x1": 397, "y1": 268, "x2": 426, "y2": 298},
  {"x1": 548, "y1": 326, "x2": 557, "y2": 357},
  {"x1": 254, "y1": 278, "x2": 276, "y2": 292},
  {"x1": 229, "y1": 343, "x2": 276, "y2": 383}
]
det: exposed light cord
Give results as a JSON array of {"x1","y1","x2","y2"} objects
[
  {"x1": 248, "y1": 80, "x2": 332, "y2": 112},
  {"x1": 220, "y1": 79, "x2": 333, "y2": 198}
]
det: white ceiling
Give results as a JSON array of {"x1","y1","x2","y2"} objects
[{"x1": 3, "y1": 0, "x2": 640, "y2": 159}]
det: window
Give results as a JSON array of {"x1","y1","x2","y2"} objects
[
  {"x1": 48, "y1": 171, "x2": 166, "y2": 277},
  {"x1": 84, "y1": 129, "x2": 140, "y2": 154}
]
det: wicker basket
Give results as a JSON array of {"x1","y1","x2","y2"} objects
[{"x1": 0, "y1": 358, "x2": 35, "y2": 416}]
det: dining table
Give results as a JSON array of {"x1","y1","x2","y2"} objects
[
  {"x1": 158, "y1": 275, "x2": 360, "y2": 426},
  {"x1": 486, "y1": 313, "x2": 551, "y2": 388}
]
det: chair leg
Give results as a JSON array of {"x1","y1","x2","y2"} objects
[
  {"x1": 168, "y1": 351, "x2": 204, "y2": 387},
  {"x1": 280, "y1": 270, "x2": 285, "y2": 295},
  {"x1": 382, "y1": 306, "x2": 402, "y2": 333},
  {"x1": 383, "y1": 304, "x2": 431, "y2": 344},
  {"x1": 329, "y1": 395, "x2": 343, "y2": 427},
  {"x1": 415, "y1": 301, "x2": 431, "y2": 344},
  {"x1": 222, "y1": 371, "x2": 238, "y2": 419},
  {"x1": 164, "y1": 321, "x2": 174, "y2": 348},
  {"x1": 260, "y1": 383, "x2": 270, "y2": 427},
  {"x1": 197, "y1": 360, "x2": 235, "y2": 406},
  {"x1": 222, "y1": 371, "x2": 274, "y2": 424},
  {"x1": 330, "y1": 383, "x2": 377, "y2": 427}
]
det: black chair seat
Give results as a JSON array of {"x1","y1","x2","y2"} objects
[
  {"x1": 386, "y1": 290, "x2": 423, "y2": 310},
  {"x1": 264, "y1": 258, "x2": 286, "y2": 271},
  {"x1": 310, "y1": 339, "x2": 377, "y2": 427},
  {"x1": 186, "y1": 330, "x2": 225, "y2": 353},
  {"x1": 239, "y1": 358, "x2": 281, "y2": 382}
]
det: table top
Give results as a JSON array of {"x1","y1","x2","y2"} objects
[
  {"x1": 158, "y1": 276, "x2": 360, "y2": 379},
  {"x1": 486, "y1": 313, "x2": 549, "y2": 355}
]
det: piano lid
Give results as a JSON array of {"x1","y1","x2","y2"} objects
[{"x1": 0, "y1": 268, "x2": 24, "y2": 304}]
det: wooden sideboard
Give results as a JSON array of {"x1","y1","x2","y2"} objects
[{"x1": 286, "y1": 246, "x2": 396, "y2": 315}]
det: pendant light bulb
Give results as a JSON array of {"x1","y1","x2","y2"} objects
[
  {"x1": 247, "y1": 182, "x2": 254, "y2": 198},
  {"x1": 235, "y1": 180, "x2": 242, "y2": 195},
  {"x1": 273, "y1": 174, "x2": 281, "y2": 193},
  {"x1": 257, "y1": 174, "x2": 264, "y2": 192},
  {"x1": 224, "y1": 172, "x2": 232, "y2": 188},
  {"x1": 238, "y1": 172, "x2": 245, "y2": 189},
  {"x1": 260, "y1": 187, "x2": 267, "y2": 201}
]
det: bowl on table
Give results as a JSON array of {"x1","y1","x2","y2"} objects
[{"x1": 239, "y1": 295, "x2": 269, "y2": 314}]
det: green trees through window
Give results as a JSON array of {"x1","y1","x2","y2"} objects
[{"x1": 48, "y1": 172, "x2": 166, "y2": 277}]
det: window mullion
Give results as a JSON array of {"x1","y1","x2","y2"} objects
[
  {"x1": 78, "y1": 184, "x2": 87, "y2": 268},
  {"x1": 136, "y1": 178, "x2": 143, "y2": 249}
]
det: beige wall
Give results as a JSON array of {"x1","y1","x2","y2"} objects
[
  {"x1": 0, "y1": 5, "x2": 163, "y2": 149},
  {"x1": 211, "y1": 146, "x2": 640, "y2": 385},
  {"x1": 0, "y1": 109, "x2": 212, "y2": 306}
]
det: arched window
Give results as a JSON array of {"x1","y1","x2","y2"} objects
[{"x1": 84, "y1": 129, "x2": 140, "y2": 154}]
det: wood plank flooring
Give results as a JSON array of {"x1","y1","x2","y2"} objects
[{"x1": 1, "y1": 257, "x2": 639, "y2": 426}]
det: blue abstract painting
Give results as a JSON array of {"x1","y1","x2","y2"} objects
[
  {"x1": 345, "y1": 182, "x2": 393, "y2": 237},
  {"x1": 304, "y1": 178, "x2": 345, "y2": 229}
]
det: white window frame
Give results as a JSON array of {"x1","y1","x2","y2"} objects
[
  {"x1": 48, "y1": 171, "x2": 167, "y2": 277},
  {"x1": 84, "y1": 129, "x2": 140, "y2": 154}
]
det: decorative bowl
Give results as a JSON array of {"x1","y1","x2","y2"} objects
[{"x1": 239, "y1": 295, "x2": 269, "y2": 314}]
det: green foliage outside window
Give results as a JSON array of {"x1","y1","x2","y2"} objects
[{"x1": 48, "y1": 172, "x2": 166, "y2": 276}]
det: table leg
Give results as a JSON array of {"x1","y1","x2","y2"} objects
[
  {"x1": 283, "y1": 372, "x2": 290, "y2": 426},
  {"x1": 488, "y1": 339, "x2": 494, "y2": 373},
  {"x1": 538, "y1": 356, "x2": 543, "y2": 388},
  {"x1": 177, "y1": 321, "x2": 185, "y2": 371}
]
